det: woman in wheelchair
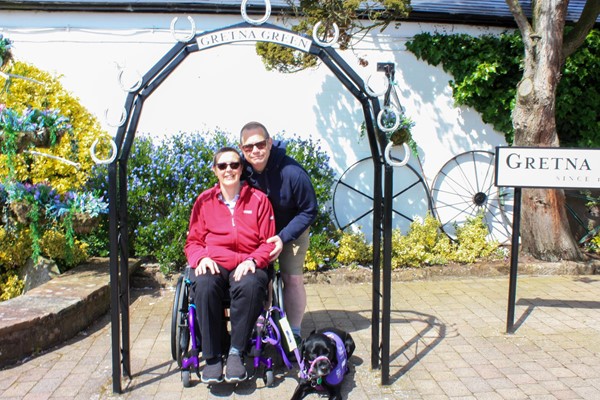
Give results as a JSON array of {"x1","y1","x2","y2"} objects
[{"x1": 184, "y1": 146, "x2": 275, "y2": 384}]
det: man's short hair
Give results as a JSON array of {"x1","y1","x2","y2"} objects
[{"x1": 240, "y1": 121, "x2": 270, "y2": 142}]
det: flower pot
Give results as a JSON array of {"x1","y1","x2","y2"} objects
[
  {"x1": 71, "y1": 213, "x2": 100, "y2": 235},
  {"x1": 389, "y1": 128, "x2": 411, "y2": 146},
  {"x1": 1, "y1": 131, "x2": 32, "y2": 152},
  {"x1": 28, "y1": 128, "x2": 67, "y2": 148},
  {"x1": 9, "y1": 201, "x2": 32, "y2": 224}
]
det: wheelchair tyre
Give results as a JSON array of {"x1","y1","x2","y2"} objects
[
  {"x1": 182, "y1": 369, "x2": 191, "y2": 388},
  {"x1": 272, "y1": 271, "x2": 284, "y2": 309},
  {"x1": 263, "y1": 369, "x2": 274, "y2": 387},
  {"x1": 171, "y1": 275, "x2": 184, "y2": 361},
  {"x1": 174, "y1": 277, "x2": 190, "y2": 367}
]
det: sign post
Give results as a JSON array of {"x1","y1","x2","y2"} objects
[{"x1": 495, "y1": 146, "x2": 600, "y2": 333}]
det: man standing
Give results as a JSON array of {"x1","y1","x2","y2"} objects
[{"x1": 239, "y1": 121, "x2": 318, "y2": 346}]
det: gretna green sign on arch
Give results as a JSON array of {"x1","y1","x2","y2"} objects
[
  {"x1": 196, "y1": 26, "x2": 312, "y2": 51},
  {"x1": 107, "y1": 14, "x2": 398, "y2": 394}
]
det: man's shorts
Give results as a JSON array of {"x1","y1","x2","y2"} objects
[{"x1": 278, "y1": 229, "x2": 309, "y2": 276}]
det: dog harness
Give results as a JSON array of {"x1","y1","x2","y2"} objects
[
  {"x1": 300, "y1": 331, "x2": 348, "y2": 387},
  {"x1": 322, "y1": 331, "x2": 348, "y2": 386}
]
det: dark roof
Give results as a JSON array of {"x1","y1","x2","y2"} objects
[{"x1": 0, "y1": 0, "x2": 596, "y2": 27}]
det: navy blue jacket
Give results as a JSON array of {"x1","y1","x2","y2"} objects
[{"x1": 242, "y1": 140, "x2": 318, "y2": 244}]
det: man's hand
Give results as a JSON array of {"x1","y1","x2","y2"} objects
[
  {"x1": 233, "y1": 259, "x2": 256, "y2": 281},
  {"x1": 267, "y1": 235, "x2": 283, "y2": 261},
  {"x1": 195, "y1": 257, "x2": 219, "y2": 276}
]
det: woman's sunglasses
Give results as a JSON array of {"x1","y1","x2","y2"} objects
[
  {"x1": 241, "y1": 139, "x2": 268, "y2": 153},
  {"x1": 216, "y1": 162, "x2": 241, "y2": 171}
]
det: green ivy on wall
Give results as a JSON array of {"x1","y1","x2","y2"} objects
[{"x1": 405, "y1": 29, "x2": 599, "y2": 148}]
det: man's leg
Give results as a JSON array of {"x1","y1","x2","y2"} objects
[
  {"x1": 278, "y1": 230, "x2": 310, "y2": 337},
  {"x1": 282, "y1": 273, "x2": 306, "y2": 331}
]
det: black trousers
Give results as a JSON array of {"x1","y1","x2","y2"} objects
[{"x1": 191, "y1": 266, "x2": 268, "y2": 359}]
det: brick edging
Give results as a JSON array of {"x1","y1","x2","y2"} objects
[{"x1": 0, "y1": 258, "x2": 140, "y2": 368}]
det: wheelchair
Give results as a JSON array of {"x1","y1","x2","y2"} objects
[{"x1": 170, "y1": 265, "x2": 298, "y2": 387}]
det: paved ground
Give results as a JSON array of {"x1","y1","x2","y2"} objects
[{"x1": 2, "y1": 273, "x2": 600, "y2": 399}]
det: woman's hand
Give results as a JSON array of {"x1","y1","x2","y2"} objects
[
  {"x1": 195, "y1": 257, "x2": 220, "y2": 276},
  {"x1": 233, "y1": 259, "x2": 256, "y2": 281}
]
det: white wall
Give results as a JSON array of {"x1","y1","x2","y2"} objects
[{"x1": 1, "y1": 10, "x2": 512, "y2": 241}]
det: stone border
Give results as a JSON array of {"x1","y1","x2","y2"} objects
[
  {"x1": 303, "y1": 258, "x2": 600, "y2": 285},
  {"x1": 0, "y1": 258, "x2": 139, "y2": 368}
]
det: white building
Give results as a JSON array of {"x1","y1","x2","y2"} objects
[{"x1": 1, "y1": 1, "x2": 590, "y2": 241}]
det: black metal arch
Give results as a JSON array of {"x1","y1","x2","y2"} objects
[{"x1": 107, "y1": 21, "x2": 395, "y2": 393}]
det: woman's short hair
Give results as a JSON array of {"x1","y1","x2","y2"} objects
[{"x1": 212, "y1": 146, "x2": 242, "y2": 166}]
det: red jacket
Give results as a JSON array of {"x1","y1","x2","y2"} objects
[{"x1": 185, "y1": 183, "x2": 275, "y2": 271}]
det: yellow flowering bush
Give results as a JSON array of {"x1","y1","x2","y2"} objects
[
  {"x1": 391, "y1": 213, "x2": 454, "y2": 268},
  {"x1": 337, "y1": 229, "x2": 373, "y2": 266},
  {"x1": 333, "y1": 212, "x2": 500, "y2": 269},
  {"x1": 0, "y1": 61, "x2": 103, "y2": 192},
  {"x1": 1, "y1": 57, "x2": 108, "y2": 300},
  {"x1": 304, "y1": 231, "x2": 339, "y2": 272},
  {"x1": 589, "y1": 233, "x2": 600, "y2": 254},
  {"x1": 451, "y1": 213, "x2": 500, "y2": 263},
  {"x1": 41, "y1": 229, "x2": 89, "y2": 268},
  {"x1": 0, "y1": 227, "x2": 30, "y2": 301},
  {"x1": 0, "y1": 273, "x2": 24, "y2": 301},
  {"x1": 0, "y1": 227, "x2": 32, "y2": 269}
]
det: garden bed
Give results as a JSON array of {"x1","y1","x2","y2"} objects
[{"x1": 133, "y1": 253, "x2": 600, "y2": 289}]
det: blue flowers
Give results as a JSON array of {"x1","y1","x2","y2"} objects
[
  {"x1": 53, "y1": 191, "x2": 109, "y2": 218},
  {"x1": 5, "y1": 181, "x2": 107, "y2": 223},
  {"x1": 0, "y1": 106, "x2": 71, "y2": 136},
  {"x1": 86, "y1": 129, "x2": 336, "y2": 274},
  {"x1": 0, "y1": 34, "x2": 12, "y2": 66},
  {"x1": 85, "y1": 131, "x2": 232, "y2": 272}
]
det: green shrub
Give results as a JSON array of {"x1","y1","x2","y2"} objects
[
  {"x1": 87, "y1": 130, "x2": 338, "y2": 275},
  {"x1": 305, "y1": 230, "x2": 341, "y2": 271},
  {"x1": 1, "y1": 61, "x2": 105, "y2": 190},
  {"x1": 0, "y1": 273, "x2": 23, "y2": 301},
  {"x1": 333, "y1": 212, "x2": 500, "y2": 269},
  {"x1": 337, "y1": 229, "x2": 373, "y2": 267},
  {"x1": 391, "y1": 213, "x2": 454, "y2": 268},
  {"x1": 89, "y1": 131, "x2": 231, "y2": 274},
  {"x1": 276, "y1": 132, "x2": 336, "y2": 234},
  {"x1": 451, "y1": 213, "x2": 500, "y2": 263},
  {"x1": 406, "y1": 29, "x2": 600, "y2": 147},
  {"x1": 587, "y1": 232, "x2": 600, "y2": 254}
]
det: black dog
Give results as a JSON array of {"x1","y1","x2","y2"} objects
[{"x1": 291, "y1": 327, "x2": 355, "y2": 400}]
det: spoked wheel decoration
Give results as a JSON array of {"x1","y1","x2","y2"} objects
[
  {"x1": 431, "y1": 150, "x2": 513, "y2": 244},
  {"x1": 333, "y1": 157, "x2": 431, "y2": 239}
]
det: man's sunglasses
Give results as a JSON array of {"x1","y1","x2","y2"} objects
[
  {"x1": 241, "y1": 139, "x2": 268, "y2": 153},
  {"x1": 215, "y1": 162, "x2": 241, "y2": 171}
]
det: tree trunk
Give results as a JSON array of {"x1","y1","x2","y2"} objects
[{"x1": 509, "y1": 0, "x2": 583, "y2": 261}]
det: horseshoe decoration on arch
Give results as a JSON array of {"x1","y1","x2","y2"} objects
[
  {"x1": 241, "y1": 0, "x2": 271, "y2": 26},
  {"x1": 90, "y1": 136, "x2": 118, "y2": 165},
  {"x1": 312, "y1": 21, "x2": 339, "y2": 47},
  {"x1": 170, "y1": 16, "x2": 196, "y2": 43}
]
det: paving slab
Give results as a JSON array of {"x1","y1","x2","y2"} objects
[{"x1": 2, "y1": 271, "x2": 600, "y2": 399}]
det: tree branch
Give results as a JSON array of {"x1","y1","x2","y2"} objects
[
  {"x1": 505, "y1": 0, "x2": 534, "y2": 51},
  {"x1": 563, "y1": 0, "x2": 600, "y2": 59}
]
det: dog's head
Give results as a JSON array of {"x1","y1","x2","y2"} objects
[{"x1": 300, "y1": 332, "x2": 337, "y2": 379}]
